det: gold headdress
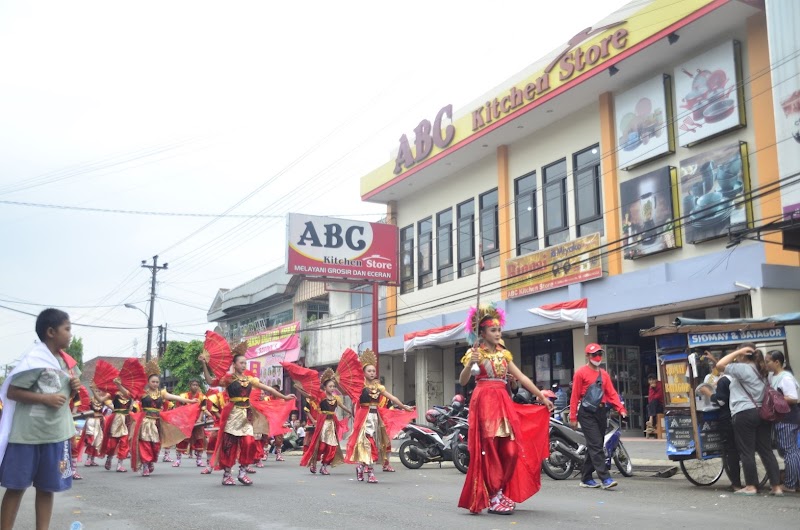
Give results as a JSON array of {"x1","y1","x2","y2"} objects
[
  {"x1": 145, "y1": 359, "x2": 160, "y2": 378},
  {"x1": 359, "y1": 349, "x2": 378, "y2": 369},
  {"x1": 320, "y1": 367, "x2": 336, "y2": 386},
  {"x1": 232, "y1": 341, "x2": 248, "y2": 357},
  {"x1": 465, "y1": 303, "x2": 506, "y2": 343}
]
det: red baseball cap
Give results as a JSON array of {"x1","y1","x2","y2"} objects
[{"x1": 585, "y1": 343, "x2": 604, "y2": 355}]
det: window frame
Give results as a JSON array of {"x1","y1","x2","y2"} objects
[
  {"x1": 543, "y1": 158, "x2": 569, "y2": 246},
  {"x1": 573, "y1": 144, "x2": 604, "y2": 237},
  {"x1": 514, "y1": 171, "x2": 538, "y2": 256},
  {"x1": 479, "y1": 188, "x2": 499, "y2": 269},
  {"x1": 400, "y1": 224, "x2": 414, "y2": 294},
  {"x1": 456, "y1": 198, "x2": 476, "y2": 278},
  {"x1": 417, "y1": 216, "x2": 433, "y2": 289},
  {"x1": 436, "y1": 208, "x2": 454, "y2": 284}
]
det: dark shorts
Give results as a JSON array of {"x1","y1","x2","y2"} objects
[{"x1": 0, "y1": 441, "x2": 73, "y2": 492}]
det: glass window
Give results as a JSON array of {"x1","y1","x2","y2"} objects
[
  {"x1": 515, "y1": 171, "x2": 538, "y2": 255},
  {"x1": 457, "y1": 199, "x2": 475, "y2": 277},
  {"x1": 350, "y1": 285, "x2": 372, "y2": 311},
  {"x1": 543, "y1": 159, "x2": 568, "y2": 246},
  {"x1": 417, "y1": 217, "x2": 433, "y2": 289},
  {"x1": 436, "y1": 208, "x2": 454, "y2": 284},
  {"x1": 400, "y1": 225, "x2": 414, "y2": 294},
  {"x1": 574, "y1": 144, "x2": 603, "y2": 236},
  {"x1": 306, "y1": 302, "x2": 329, "y2": 322},
  {"x1": 479, "y1": 189, "x2": 499, "y2": 269}
]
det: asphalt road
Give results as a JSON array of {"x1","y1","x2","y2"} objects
[{"x1": 6, "y1": 450, "x2": 800, "y2": 529}]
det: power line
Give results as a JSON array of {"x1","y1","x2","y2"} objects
[{"x1": 0, "y1": 304, "x2": 148, "y2": 330}]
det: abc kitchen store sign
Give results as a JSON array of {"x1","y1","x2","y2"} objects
[
  {"x1": 361, "y1": 0, "x2": 724, "y2": 198},
  {"x1": 286, "y1": 213, "x2": 399, "y2": 283}
]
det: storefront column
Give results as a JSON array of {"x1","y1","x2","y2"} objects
[
  {"x1": 391, "y1": 355, "x2": 405, "y2": 403},
  {"x1": 414, "y1": 351, "x2": 428, "y2": 423},
  {"x1": 442, "y1": 349, "x2": 456, "y2": 402},
  {"x1": 414, "y1": 349, "x2": 444, "y2": 421}
]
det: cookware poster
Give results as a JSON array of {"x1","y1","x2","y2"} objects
[
  {"x1": 615, "y1": 74, "x2": 674, "y2": 170},
  {"x1": 620, "y1": 166, "x2": 681, "y2": 259},
  {"x1": 678, "y1": 141, "x2": 753, "y2": 244},
  {"x1": 765, "y1": 0, "x2": 800, "y2": 219},
  {"x1": 674, "y1": 41, "x2": 746, "y2": 147}
]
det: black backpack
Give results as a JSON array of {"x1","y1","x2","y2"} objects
[{"x1": 580, "y1": 372, "x2": 604, "y2": 413}]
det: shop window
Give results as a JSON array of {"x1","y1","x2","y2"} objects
[
  {"x1": 400, "y1": 224, "x2": 414, "y2": 294},
  {"x1": 520, "y1": 331, "x2": 574, "y2": 389},
  {"x1": 350, "y1": 285, "x2": 372, "y2": 311},
  {"x1": 479, "y1": 188, "x2": 499, "y2": 269},
  {"x1": 417, "y1": 217, "x2": 433, "y2": 289},
  {"x1": 436, "y1": 208, "x2": 454, "y2": 284},
  {"x1": 543, "y1": 159, "x2": 569, "y2": 246},
  {"x1": 306, "y1": 302, "x2": 329, "y2": 322},
  {"x1": 514, "y1": 171, "x2": 538, "y2": 255},
  {"x1": 269, "y1": 310, "x2": 293, "y2": 327},
  {"x1": 574, "y1": 144, "x2": 604, "y2": 236},
  {"x1": 457, "y1": 199, "x2": 476, "y2": 277}
]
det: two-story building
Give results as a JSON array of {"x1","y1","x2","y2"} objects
[{"x1": 359, "y1": 0, "x2": 800, "y2": 428}]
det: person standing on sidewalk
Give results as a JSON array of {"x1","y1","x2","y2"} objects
[{"x1": 569, "y1": 343, "x2": 627, "y2": 490}]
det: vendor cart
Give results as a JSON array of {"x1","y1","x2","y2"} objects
[{"x1": 640, "y1": 313, "x2": 798, "y2": 486}]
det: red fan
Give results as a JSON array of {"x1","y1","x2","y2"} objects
[
  {"x1": 76, "y1": 386, "x2": 91, "y2": 412},
  {"x1": 93, "y1": 360, "x2": 120, "y2": 394},
  {"x1": 280, "y1": 362, "x2": 324, "y2": 402},
  {"x1": 202, "y1": 331, "x2": 232, "y2": 380},
  {"x1": 250, "y1": 386, "x2": 264, "y2": 402},
  {"x1": 119, "y1": 358, "x2": 147, "y2": 400},
  {"x1": 335, "y1": 348, "x2": 363, "y2": 402}
]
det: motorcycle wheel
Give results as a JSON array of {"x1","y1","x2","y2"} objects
[
  {"x1": 613, "y1": 443, "x2": 634, "y2": 477},
  {"x1": 452, "y1": 444, "x2": 469, "y2": 474},
  {"x1": 542, "y1": 435, "x2": 575, "y2": 480},
  {"x1": 398, "y1": 440, "x2": 425, "y2": 469}
]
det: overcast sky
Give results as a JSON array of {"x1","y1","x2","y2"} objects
[{"x1": 0, "y1": 0, "x2": 628, "y2": 366}]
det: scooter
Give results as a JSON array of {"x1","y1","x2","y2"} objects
[
  {"x1": 398, "y1": 398, "x2": 469, "y2": 474},
  {"x1": 542, "y1": 406, "x2": 634, "y2": 480}
]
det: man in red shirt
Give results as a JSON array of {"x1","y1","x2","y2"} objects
[
  {"x1": 569, "y1": 343, "x2": 627, "y2": 489},
  {"x1": 645, "y1": 374, "x2": 664, "y2": 435}
]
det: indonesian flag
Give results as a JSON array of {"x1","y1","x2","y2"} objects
[
  {"x1": 403, "y1": 322, "x2": 466, "y2": 354},
  {"x1": 528, "y1": 298, "x2": 588, "y2": 325}
]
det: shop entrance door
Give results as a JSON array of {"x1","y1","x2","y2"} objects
[{"x1": 602, "y1": 344, "x2": 642, "y2": 430}]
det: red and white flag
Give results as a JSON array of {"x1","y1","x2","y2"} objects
[
  {"x1": 403, "y1": 322, "x2": 466, "y2": 354},
  {"x1": 528, "y1": 298, "x2": 588, "y2": 325}
]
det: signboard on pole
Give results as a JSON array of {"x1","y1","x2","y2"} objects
[{"x1": 286, "y1": 213, "x2": 398, "y2": 283}]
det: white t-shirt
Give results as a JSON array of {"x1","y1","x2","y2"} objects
[
  {"x1": 296, "y1": 426, "x2": 305, "y2": 438},
  {"x1": 769, "y1": 371, "x2": 799, "y2": 400}
]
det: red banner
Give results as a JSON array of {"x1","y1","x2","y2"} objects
[{"x1": 286, "y1": 213, "x2": 398, "y2": 283}]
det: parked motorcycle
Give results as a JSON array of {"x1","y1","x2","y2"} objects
[
  {"x1": 398, "y1": 395, "x2": 469, "y2": 474},
  {"x1": 542, "y1": 406, "x2": 633, "y2": 480}
]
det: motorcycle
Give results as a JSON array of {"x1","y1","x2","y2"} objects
[
  {"x1": 542, "y1": 406, "x2": 634, "y2": 480},
  {"x1": 398, "y1": 396, "x2": 469, "y2": 474}
]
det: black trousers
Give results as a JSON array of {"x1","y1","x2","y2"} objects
[
  {"x1": 578, "y1": 407, "x2": 610, "y2": 482},
  {"x1": 732, "y1": 408, "x2": 780, "y2": 487}
]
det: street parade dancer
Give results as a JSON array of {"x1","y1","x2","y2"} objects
[
  {"x1": 69, "y1": 385, "x2": 91, "y2": 480},
  {"x1": 199, "y1": 332, "x2": 296, "y2": 486},
  {"x1": 81, "y1": 385, "x2": 107, "y2": 467},
  {"x1": 458, "y1": 304, "x2": 551, "y2": 515},
  {"x1": 338, "y1": 348, "x2": 415, "y2": 484},
  {"x1": 282, "y1": 362, "x2": 351, "y2": 475},
  {"x1": 200, "y1": 387, "x2": 225, "y2": 475},
  {"x1": 93, "y1": 359, "x2": 139, "y2": 474},
  {"x1": 130, "y1": 360, "x2": 201, "y2": 477},
  {"x1": 173, "y1": 378, "x2": 208, "y2": 468}
]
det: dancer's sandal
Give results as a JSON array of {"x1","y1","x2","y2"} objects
[
  {"x1": 200, "y1": 466, "x2": 212, "y2": 474},
  {"x1": 222, "y1": 473, "x2": 235, "y2": 486},
  {"x1": 310, "y1": 464, "x2": 317, "y2": 474},
  {"x1": 487, "y1": 498, "x2": 514, "y2": 515},
  {"x1": 172, "y1": 460, "x2": 181, "y2": 467},
  {"x1": 320, "y1": 465, "x2": 330, "y2": 476},
  {"x1": 382, "y1": 463, "x2": 396, "y2": 472},
  {"x1": 245, "y1": 465, "x2": 257, "y2": 474},
  {"x1": 116, "y1": 465, "x2": 128, "y2": 473},
  {"x1": 367, "y1": 467, "x2": 378, "y2": 483},
  {"x1": 356, "y1": 464, "x2": 364, "y2": 481},
  {"x1": 104, "y1": 457, "x2": 112, "y2": 471},
  {"x1": 237, "y1": 473, "x2": 253, "y2": 485}
]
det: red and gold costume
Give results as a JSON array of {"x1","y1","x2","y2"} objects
[
  {"x1": 70, "y1": 387, "x2": 90, "y2": 480},
  {"x1": 300, "y1": 392, "x2": 345, "y2": 473},
  {"x1": 174, "y1": 388, "x2": 208, "y2": 467},
  {"x1": 81, "y1": 395, "x2": 106, "y2": 466},
  {"x1": 102, "y1": 392, "x2": 132, "y2": 471},
  {"x1": 457, "y1": 305, "x2": 549, "y2": 514},
  {"x1": 201, "y1": 389, "x2": 226, "y2": 474}
]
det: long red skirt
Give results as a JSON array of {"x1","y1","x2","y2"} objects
[{"x1": 458, "y1": 380, "x2": 549, "y2": 513}]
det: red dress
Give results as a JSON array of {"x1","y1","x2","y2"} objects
[
  {"x1": 300, "y1": 395, "x2": 347, "y2": 467},
  {"x1": 457, "y1": 346, "x2": 549, "y2": 513},
  {"x1": 130, "y1": 390, "x2": 202, "y2": 471}
]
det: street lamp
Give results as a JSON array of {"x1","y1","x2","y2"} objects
[{"x1": 124, "y1": 304, "x2": 150, "y2": 360}]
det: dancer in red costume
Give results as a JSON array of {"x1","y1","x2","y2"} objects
[
  {"x1": 299, "y1": 368, "x2": 350, "y2": 475},
  {"x1": 200, "y1": 347, "x2": 295, "y2": 486},
  {"x1": 100, "y1": 379, "x2": 133, "y2": 473},
  {"x1": 80, "y1": 387, "x2": 106, "y2": 467},
  {"x1": 458, "y1": 304, "x2": 552, "y2": 515},
  {"x1": 200, "y1": 388, "x2": 225, "y2": 474},
  {"x1": 339, "y1": 349, "x2": 415, "y2": 484},
  {"x1": 173, "y1": 379, "x2": 208, "y2": 468},
  {"x1": 69, "y1": 386, "x2": 91, "y2": 480},
  {"x1": 130, "y1": 361, "x2": 200, "y2": 477}
]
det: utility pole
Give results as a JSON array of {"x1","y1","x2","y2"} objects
[{"x1": 141, "y1": 255, "x2": 168, "y2": 363}]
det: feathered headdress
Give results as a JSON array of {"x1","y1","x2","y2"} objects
[
  {"x1": 145, "y1": 359, "x2": 160, "y2": 378},
  {"x1": 465, "y1": 303, "x2": 506, "y2": 344},
  {"x1": 320, "y1": 367, "x2": 336, "y2": 386},
  {"x1": 232, "y1": 341, "x2": 248, "y2": 357},
  {"x1": 359, "y1": 349, "x2": 378, "y2": 369}
]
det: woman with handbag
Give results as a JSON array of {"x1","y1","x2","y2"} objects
[
  {"x1": 716, "y1": 344, "x2": 783, "y2": 496},
  {"x1": 766, "y1": 350, "x2": 800, "y2": 492}
]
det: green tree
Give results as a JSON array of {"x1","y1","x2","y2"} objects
[
  {"x1": 160, "y1": 340, "x2": 205, "y2": 394},
  {"x1": 66, "y1": 336, "x2": 84, "y2": 370}
]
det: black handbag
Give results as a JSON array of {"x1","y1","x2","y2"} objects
[{"x1": 580, "y1": 372, "x2": 604, "y2": 413}]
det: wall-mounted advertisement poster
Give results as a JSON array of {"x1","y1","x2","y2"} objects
[
  {"x1": 679, "y1": 142, "x2": 753, "y2": 244},
  {"x1": 674, "y1": 41, "x2": 746, "y2": 147},
  {"x1": 615, "y1": 74, "x2": 675, "y2": 170},
  {"x1": 765, "y1": 0, "x2": 800, "y2": 223},
  {"x1": 620, "y1": 166, "x2": 681, "y2": 259}
]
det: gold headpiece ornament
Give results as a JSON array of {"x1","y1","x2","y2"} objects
[
  {"x1": 465, "y1": 303, "x2": 506, "y2": 344},
  {"x1": 145, "y1": 359, "x2": 160, "y2": 378},
  {"x1": 320, "y1": 367, "x2": 336, "y2": 385},
  {"x1": 359, "y1": 349, "x2": 378, "y2": 369},
  {"x1": 232, "y1": 341, "x2": 248, "y2": 357}
]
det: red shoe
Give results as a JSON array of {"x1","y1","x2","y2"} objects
[
  {"x1": 488, "y1": 494, "x2": 514, "y2": 515},
  {"x1": 256, "y1": 461, "x2": 264, "y2": 468},
  {"x1": 196, "y1": 458, "x2": 204, "y2": 467},
  {"x1": 245, "y1": 466, "x2": 256, "y2": 474},
  {"x1": 222, "y1": 473, "x2": 235, "y2": 486},
  {"x1": 356, "y1": 464, "x2": 364, "y2": 481},
  {"x1": 116, "y1": 465, "x2": 128, "y2": 473},
  {"x1": 104, "y1": 457, "x2": 112, "y2": 471},
  {"x1": 200, "y1": 467, "x2": 212, "y2": 475},
  {"x1": 382, "y1": 463, "x2": 396, "y2": 472},
  {"x1": 148, "y1": 462, "x2": 155, "y2": 473},
  {"x1": 310, "y1": 464, "x2": 317, "y2": 474},
  {"x1": 172, "y1": 460, "x2": 181, "y2": 467},
  {"x1": 367, "y1": 467, "x2": 377, "y2": 483},
  {"x1": 320, "y1": 465, "x2": 330, "y2": 476},
  {"x1": 162, "y1": 453, "x2": 173, "y2": 463},
  {"x1": 141, "y1": 466, "x2": 150, "y2": 477},
  {"x1": 72, "y1": 471, "x2": 83, "y2": 480},
  {"x1": 237, "y1": 473, "x2": 253, "y2": 485},
  {"x1": 275, "y1": 453, "x2": 285, "y2": 462}
]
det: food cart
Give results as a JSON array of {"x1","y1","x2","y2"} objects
[{"x1": 640, "y1": 313, "x2": 798, "y2": 486}]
